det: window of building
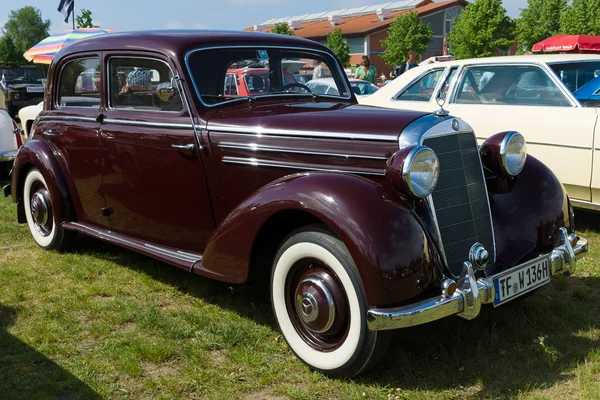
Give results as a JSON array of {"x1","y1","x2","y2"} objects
[
  {"x1": 57, "y1": 57, "x2": 101, "y2": 108},
  {"x1": 445, "y1": 7, "x2": 463, "y2": 34},
  {"x1": 345, "y1": 37, "x2": 365, "y2": 54},
  {"x1": 422, "y1": 12, "x2": 444, "y2": 36}
]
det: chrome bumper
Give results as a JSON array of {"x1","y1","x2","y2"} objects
[
  {"x1": 367, "y1": 228, "x2": 588, "y2": 331},
  {"x1": 0, "y1": 150, "x2": 17, "y2": 162}
]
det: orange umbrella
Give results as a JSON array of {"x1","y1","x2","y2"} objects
[{"x1": 23, "y1": 27, "x2": 114, "y2": 64}]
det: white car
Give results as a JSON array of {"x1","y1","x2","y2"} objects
[
  {"x1": 360, "y1": 54, "x2": 600, "y2": 210},
  {"x1": 18, "y1": 101, "x2": 42, "y2": 139},
  {"x1": 307, "y1": 78, "x2": 379, "y2": 97},
  {"x1": 0, "y1": 109, "x2": 22, "y2": 178}
]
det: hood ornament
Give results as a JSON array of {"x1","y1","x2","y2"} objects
[{"x1": 434, "y1": 91, "x2": 449, "y2": 117}]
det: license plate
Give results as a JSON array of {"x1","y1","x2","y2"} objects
[
  {"x1": 26, "y1": 86, "x2": 44, "y2": 93},
  {"x1": 492, "y1": 255, "x2": 550, "y2": 306}
]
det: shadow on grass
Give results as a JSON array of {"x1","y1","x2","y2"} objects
[
  {"x1": 0, "y1": 304, "x2": 102, "y2": 400},
  {"x1": 68, "y1": 230, "x2": 600, "y2": 398}
]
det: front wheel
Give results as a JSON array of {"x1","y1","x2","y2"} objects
[
  {"x1": 23, "y1": 169, "x2": 74, "y2": 250},
  {"x1": 271, "y1": 226, "x2": 391, "y2": 378}
]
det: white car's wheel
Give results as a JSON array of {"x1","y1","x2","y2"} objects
[
  {"x1": 23, "y1": 169, "x2": 73, "y2": 250},
  {"x1": 271, "y1": 226, "x2": 391, "y2": 378}
]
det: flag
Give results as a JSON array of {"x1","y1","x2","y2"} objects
[
  {"x1": 57, "y1": 0, "x2": 74, "y2": 23},
  {"x1": 0, "y1": 74, "x2": 6, "y2": 91}
]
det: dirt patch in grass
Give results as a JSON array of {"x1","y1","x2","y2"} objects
[
  {"x1": 141, "y1": 361, "x2": 178, "y2": 378},
  {"x1": 207, "y1": 349, "x2": 228, "y2": 366},
  {"x1": 237, "y1": 388, "x2": 285, "y2": 400},
  {"x1": 120, "y1": 321, "x2": 137, "y2": 332}
]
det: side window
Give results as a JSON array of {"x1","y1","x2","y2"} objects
[
  {"x1": 455, "y1": 65, "x2": 570, "y2": 106},
  {"x1": 108, "y1": 57, "x2": 183, "y2": 112},
  {"x1": 57, "y1": 57, "x2": 101, "y2": 107},
  {"x1": 394, "y1": 69, "x2": 444, "y2": 102},
  {"x1": 224, "y1": 73, "x2": 238, "y2": 96}
]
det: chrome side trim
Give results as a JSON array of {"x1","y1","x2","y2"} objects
[
  {"x1": 102, "y1": 119, "x2": 193, "y2": 129},
  {"x1": 218, "y1": 142, "x2": 389, "y2": 160},
  {"x1": 367, "y1": 228, "x2": 588, "y2": 331},
  {"x1": 38, "y1": 115, "x2": 98, "y2": 123},
  {"x1": 208, "y1": 124, "x2": 398, "y2": 142},
  {"x1": 66, "y1": 222, "x2": 203, "y2": 264},
  {"x1": 571, "y1": 198, "x2": 600, "y2": 211},
  {"x1": 222, "y1": 156, "x2": 385, "y2": 176}
]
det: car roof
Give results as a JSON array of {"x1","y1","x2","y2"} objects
[
  {"x1": 419, "y1": 53, "x2": 600, "y2": 68},
  {"x1": 54, "y1": 30, "x2": 329, "y2": 63}
]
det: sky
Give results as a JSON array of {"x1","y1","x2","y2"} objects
[{"x1": 1, "y1": 0, "x2": 527, "y2": 35}]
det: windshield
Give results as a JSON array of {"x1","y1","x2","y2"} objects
[
  {"x1": 0, "y1": 66, "x2": 44, "y2": 85},
  {"x1": 187, "y1": 47, "x2": 349, "y2": 106}
]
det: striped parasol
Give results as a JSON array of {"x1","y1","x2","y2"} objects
[{"x1": 23, "y1": 28, "x2": 114, "y2": 64}]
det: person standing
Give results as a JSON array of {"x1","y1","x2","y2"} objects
[
  {"x1": 390, "y1": 51, "x2": 418, "y2": 78},
  {"x1": 312, "y1": 59, "x2": 326, "y2": 79},
  {"x1": 355, "y1": 55, "x2": 377, "y2": 84}
]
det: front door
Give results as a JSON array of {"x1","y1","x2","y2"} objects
[
  {"x1": 445, "y1": 64, "x2": 596, "y2": 202},
  {"x1": 100, "y1": 54, "x2": 213, "y2": 252}
]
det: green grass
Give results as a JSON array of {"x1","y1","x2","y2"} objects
[{"x1": 1, "y1": 180, "x2": 599, "y2": 399}]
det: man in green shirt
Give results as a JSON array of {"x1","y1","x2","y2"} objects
[{"x1": 355, "y1": 55, "x2": 377, "y2": 84}]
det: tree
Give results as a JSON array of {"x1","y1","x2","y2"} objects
[
  {"x1": 447, "y1": 0, "x2": 515, "y2": 59},
  {"x1": 0, "y1": 35, "x2": 20, "y2": 63},
  {"x1": 326, "y1": 28, "x2": 350, "y2": 67},
  {"x1": 271, "y1": 23, "x2": 294, "y2": 36},
  {"x1": 76, "y1": 9, "x2": 99, "y2": 28},
  {"x1": 560, "y1": 0, "x2": 600, "y2": 35},
  {"x1": 3, "y1": 6, "x2": 51, "y2": 61},
  {"x1": 516, "y1": 0, "x2": 566, "y2": 53},
  {"x1": 380, "y1": 11, "x2": 432, "y2": 66}
]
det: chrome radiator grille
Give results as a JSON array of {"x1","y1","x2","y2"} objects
[{"x1": 423, "y1": 132, "x2": 495, "y2": 277}]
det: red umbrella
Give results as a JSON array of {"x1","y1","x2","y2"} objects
[{"x1": 532, "y1": 34, "x2": 600, "y2": 53}]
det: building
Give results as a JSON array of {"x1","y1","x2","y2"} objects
[{"x1": 246, "y1": 0, "x2": 467, "y2": 76}]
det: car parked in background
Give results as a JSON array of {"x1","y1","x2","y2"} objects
[
  {"x1": 18, "y1": 101, "x2": 43, "y2": 140},
  {"x1": 3, "y1": 30, "x2": 588, "y2": 378},
  {"x1": 360, "y1": 54, "x2": 600, "y2": 211},
  {"x1": 0, "y1": 64, "x2": 45, "y2": 119},
  {"x1": 0, "y1": 109, "x2": 23, "y2": 178},
  {"x1": 308, "y1": 78, "x2": 379, "y2": 97}
]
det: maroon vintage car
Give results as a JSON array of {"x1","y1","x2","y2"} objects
[{"x1": 3, "y1": 30, "x2": 588, "y2": 378}]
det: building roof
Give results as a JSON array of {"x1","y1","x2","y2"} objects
[{"x1": 246, "y1": 0, "x2": 467, "y2": 39}]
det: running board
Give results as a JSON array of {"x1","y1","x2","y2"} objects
[{"x1": 62, "y1": 222, "x2": 203, "y2": 273}]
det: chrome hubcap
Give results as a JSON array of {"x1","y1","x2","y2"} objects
[
  {"x1": 295, "y1": 277, "x2": 336, "y2": 333},
  {"x1": 30, "y1": 187, "x2": 52, "y2": 236}
]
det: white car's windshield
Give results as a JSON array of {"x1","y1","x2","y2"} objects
[{"x1": 186, "y1": 47, "x2": 349, "y2": 106}]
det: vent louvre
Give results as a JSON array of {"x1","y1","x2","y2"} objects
[{"x1": 424, "y1": 132, "x2": 495, "y2": 276}]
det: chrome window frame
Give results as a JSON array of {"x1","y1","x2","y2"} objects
[
  {"x1": 185, "y1": 45, "x2": 352, "y2": 108},
  {"x1": 55, "y1": 56, "x2": 102, "y2": 109},
  {"x1": 449, "y1": 62, "x2": 579, "y2": 108},
  {"x1": 106, "y1": 55, "x2": 184, "y2": 114}
]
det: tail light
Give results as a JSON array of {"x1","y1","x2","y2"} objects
[{"x1": 11, "y1": 118, "x2": 24, "y2": 148}]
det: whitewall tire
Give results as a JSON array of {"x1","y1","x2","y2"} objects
[
  {"x1": 271, "y1": 226, "x2": 391, "y2": 378},
  {"x1": 23, "y1": 169, "x2": 73, "y2": 250}
]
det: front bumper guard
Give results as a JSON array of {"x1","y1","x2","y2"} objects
[{"x1": 367, "y1": 228, "x2": 588, "y2": 330}]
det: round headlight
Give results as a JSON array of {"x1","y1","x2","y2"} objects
[
  {"x1": 500, "y1": 132, "x2": 527, "y2": 176},
  {"x1": 13, "y1": 93, "x2": 21, "y2": 100},
  {"x1": 402, "y1": 146, "x2": 440, "y2": 198}
]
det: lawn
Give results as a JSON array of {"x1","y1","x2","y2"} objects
[{"x1": 0, "y1": 179, "x2": 599, "y2": 400}]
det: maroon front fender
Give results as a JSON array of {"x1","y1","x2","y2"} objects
[
  {"x1": 201, "y1": 172, "x2": 434, "y2": 307},
  {"x1": 11, "y1": 139, "x2": 74, "y2": 224}
]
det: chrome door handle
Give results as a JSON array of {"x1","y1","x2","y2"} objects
[
  {"x1": 171, "y1": 143, "x2": 195, "y2": 152},
  {"x1": 43, "y1": 130, "x2": 56, "y2": 136}
]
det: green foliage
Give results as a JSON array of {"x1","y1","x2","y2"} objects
[
  {"x1": 270, "y1": 22, "x2": 294, "y2": 36},
  {"x1": 447, "y1": 0, "x2": 515, "y2": 59},
  {"x1": 380, "y1": 11, "x2": 432, "y2": 65},
  {"x1": 0, "y1": 35, "x2": 20, "y2": 63},
  {"x1": 326, "y1": 28, "x2": 350, "y2": 67},
  {"x1": 560, "y1": 0, "x2": 600, "y2": 35},
  {"x1": 516, "y1": 0, "x2": 567, "y2": 53},
  {"x1": 3, "y1": 6, "x2": 51, "y2": 61},
  {"x1": 76, "y1": 9, "x2": 99, "y2": 29}
]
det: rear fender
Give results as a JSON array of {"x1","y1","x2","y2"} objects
[
  {"x1": 11, "y1": 139, "x2": 74, "y2": 224},
  {"x1": 201, "y1": 172, "x2": 434, "y2": 306}
]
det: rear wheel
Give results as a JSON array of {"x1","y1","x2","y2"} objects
[
  {"x1": 271, "y1": 226, "x2": 391, "y2": 378},
  {"x1": 23, "y1": 169, "x2": 74, "y2": 250}
]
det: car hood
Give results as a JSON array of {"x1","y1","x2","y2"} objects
[{"x1": 204, "y1": 101, "x2": 428, "y2": 140}]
